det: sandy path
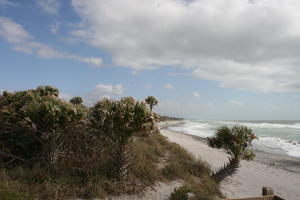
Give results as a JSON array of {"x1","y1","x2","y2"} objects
[
  {"x1": 105, "y1": 180, "x2": 183, "y2": 200},
  {"x1": 159, "y1": 121, "x2": 300, "y2": 200}
]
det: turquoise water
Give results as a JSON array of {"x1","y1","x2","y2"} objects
[{"x1": 168, "y1": 120, "x2": 300, "y2": 158}]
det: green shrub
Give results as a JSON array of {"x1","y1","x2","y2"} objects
[
  {"x1": 170, "y1": 186, "x2": 191, "y2": 200},
  {"x1": 0, "y1": 86, "x2": 87, "y2": 167}
]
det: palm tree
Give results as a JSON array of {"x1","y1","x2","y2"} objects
[
  {"x1": 145, "y1": 96, "x2": 158, "y2": 113},
  {"x1": 208, "y1": 125, "x2": 257, "y2": 183},
  {"x1": 89, "y1": 97, "x2": 154, "y2": 180},
  {"x1": 36, "y1": 85, "x2": 59, "y2": 97}
]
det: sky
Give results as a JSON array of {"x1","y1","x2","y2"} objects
[{"x1": 1, "y1": 0, "x2": 300, "y2": 120}]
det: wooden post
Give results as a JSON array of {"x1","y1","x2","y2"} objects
[{"x1": 262, "y1": 187, "x2": 274, "y2": 196}]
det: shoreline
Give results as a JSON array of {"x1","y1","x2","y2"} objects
[
  {"x1": 160, "y1": 120, "x2": 300, "y2": 165},
  {"x1": 158, "y1": 120, "x2": 300, "y2": 200},
  {"x1": 173, "y1": 128, "x2": 300, "y2": 173}
]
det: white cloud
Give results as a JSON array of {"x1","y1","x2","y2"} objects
[
  {"x1": 85, "y1": 84, "x2": 124, "y2": 105},
  {"x1": 95, "y1": 84, "x2": 124, "y2": 95},
  {"x1": 76, "y1": 57, "x2": 102, "y2": 66},
  {"x1": 228, "y1": 100, "x2": 245, "y2": 107},
  {"x1": 193, "y1": 91, "x2": 200, "y2": 98},
  {"x1": 71, "y1": 0, "x2": 300, "y2": 92},
  {"x1": 0, "y1": 17, "x2": 102, "y2": 67},
  {"x1": 164, "y1": 83, "x2": 175, "y2": 90},
  {"x1": 59, "y1": 93, "x2": 72, "y2": 101},
  {"x1": 36, "y1": 0, "x2": 60, "y2": 15}
]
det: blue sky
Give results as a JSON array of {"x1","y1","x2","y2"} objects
[{"x1": 1, "y1": 0, "x2": 300, "y2": 120}]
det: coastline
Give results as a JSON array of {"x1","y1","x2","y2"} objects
[{"x1": 158, "y1": 120, "x2": 300, "y2": 200}]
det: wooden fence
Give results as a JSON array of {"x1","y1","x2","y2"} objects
[{"x1": 223, "y1": 187, "x2": 285, "y2": 200}]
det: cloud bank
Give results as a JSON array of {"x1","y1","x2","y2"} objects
[
  {"x1": 71, "y1": 0, "x2": 300, "y2": 92},
  {"x1": 0, "y1": 17, "x2": 102, "y2": 67}
]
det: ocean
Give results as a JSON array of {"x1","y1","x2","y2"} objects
[{"x1": 167, "y1": 120, "x2": 300, "y2": 158}]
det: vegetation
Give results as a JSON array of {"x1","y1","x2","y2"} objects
[
  {"x1": 132, "y1": 134, "x2": 220, "y2": 199},
  {"x1": 208, "y1": 126, "x2": 257, "y2": 183},
  {"x1": 0, "y1": 86, "x2": 87, "y2": 168},
  {"x1": 89, "y1": 97, "x2": 154, "y2": 180},
  {"x1": 170, "y1": 185, "x2": 191, "y2": 200},
  {"x1": 145, "y1": 96, "x2": 158, "y2": 113},
  {"x1": 159, "y1": 115, "x2": 184, "y2": 122},
  {"x1": 0, "y1": 86, "x2": 220, "y2": 199},
  {"x1": 69, "y1": 96, "x2": 83, "y2": 105},
  {"x1": 0, "y1": 189, "x2": 34, "y2": 200}
]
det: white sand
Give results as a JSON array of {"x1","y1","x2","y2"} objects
[{"x1": 159, "y1": 121, "x2": 300, "y2": 200}]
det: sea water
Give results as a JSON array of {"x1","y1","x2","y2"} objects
[{"x1": 168, "y1": 120, "x2": 300, "y2": 158}]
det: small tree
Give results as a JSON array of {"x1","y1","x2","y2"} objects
[
  {"x1": 70, "y1": 96, "x2": 83, "y2": 105},
  {"x1": 145, "y1": 96, "x2": 158, "y2": 113},
  {"x1": 208, "y1": 125, "x2": 257, "y2": 183},
  {"x1": 89, "y1": 97, "x2": 154, "y2": 180}
]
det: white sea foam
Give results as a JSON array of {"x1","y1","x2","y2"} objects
[
  {"x1": 168, "y1": 120, "x2": 300, "y2": 158},
  {"x1": 168, "y1": 121, "x2": 214, "y2": 138},
  {"x1": 254, "y1": 137, "x2": 300, "y2": 158},
  {"x1": 217, "y1": 121, "x2": 300, "y2": 129}
]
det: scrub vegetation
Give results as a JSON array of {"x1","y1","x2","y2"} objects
[{"x1": 0, "y1": 86, "x2": 237, "y2": 200}]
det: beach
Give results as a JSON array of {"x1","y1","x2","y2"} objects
[{"x1": 159, "y1": 120, "x2": 300, "y2": 200}]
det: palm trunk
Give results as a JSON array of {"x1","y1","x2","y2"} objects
[{"x1": 111, "y1": 137, "x2": 133, "y2": 180}]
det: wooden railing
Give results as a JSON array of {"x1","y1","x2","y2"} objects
[{"x1": 223, "y1": 187, "x2": 285, "y2": 200}]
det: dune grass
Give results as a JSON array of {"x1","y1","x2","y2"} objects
[
  {"x1": 0, "y1": 133, "x2": 219, "y2": 199},
  {"x1": 132, "y1": 134, "x2": 220, "y2": 199}
]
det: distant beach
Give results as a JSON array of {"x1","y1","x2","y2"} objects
[{"x1": 159, "y1": 120, "x2": 300, "y2": 200}]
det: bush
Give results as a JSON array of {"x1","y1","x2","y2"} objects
[
  {"x1": 0, "y1": 86, "x2": 87, "y2": 168},
  {"x1": 170, "y1": 186, "x2": 191, "y2": 200}
]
